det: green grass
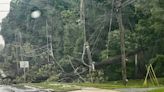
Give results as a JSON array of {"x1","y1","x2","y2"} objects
[
  {"x1": 148, "y1": 88, "x2": 164, "y2": 92},
  {"x1": 23, "y1": 82, "x2": 81, "y2": 92},
  {"x1": 76, "y1": 80, "x2": 144, "y2": 89},
  {"x1": 19, "y1": 78, "x2": 164, "y2": 91},
  {"x1": 76, "y1": 78, "x2": 164, "y2": 89}
]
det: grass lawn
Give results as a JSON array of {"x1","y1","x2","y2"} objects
[
  {"x1": 76, "y1": 80, "x2": 144, "y2": 89},
  {"x1": 148, "y1": 88, "x2": 164, "y2": 92},
  {"x1": 22, "y1": 82, "x2": 81, "y2": 92},
  {"x1": 76, "y1": 78, "x2": 164, "y2": 89},
  {"x1": 19, "y1": 78, "x2": 164, "y2": 91}
]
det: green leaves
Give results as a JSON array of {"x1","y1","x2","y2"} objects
[{"x1": 0, "y1": 0, "x2": 163, "y2": 83}]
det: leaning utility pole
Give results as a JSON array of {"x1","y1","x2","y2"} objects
[
  {"x1": 116, "y1": 0, "x2": 127, "y2": 85},
  {"x1": 80, "y1": 0, "x2": 86, "y2": 42},
  {"x1": 80, "y1": 0, "x2": 93, "y2": 82}
]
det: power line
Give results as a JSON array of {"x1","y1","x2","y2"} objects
[
  {"x1": 91, "y1": 26, "x2": 104, "y2": 53},
  {"x1": 68, "y1": 56, "x2": 86, "y2": 82},
  {"x1": 122, "y1": 0, "x2": 136, "y2": 8},
  {"x1": 107, "y1": 0, "x2": 115, "y2": 58}
]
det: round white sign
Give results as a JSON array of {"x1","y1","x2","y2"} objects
[{"x1": 31, "y1": 10, "x2": 41, "y2": 19}]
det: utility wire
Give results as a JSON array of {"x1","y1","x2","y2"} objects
[
  {"x1": 49, "y1": 35, "x2": 65, "y2": 73},
  {"x1": 91, "y1": 26, "x2": 104, "y2": 53},
  {"x1": 88, "y1": 19, "x2": 105, "y2": 42},
  {"x1": 68, "y1": 56, "x2": 86, "y2": 82},
  {"x1": 107, "y1": 0, "x2": 115, "y2": 58},
  {"x1": 22, "y1": 50, "x2": 48, "y2": 57},
  {"x1": 121, "y1": 0, "x2": 136, "y2": 8},
  {"x1": 23, "y1": 44, "x2": 49, "y2": 54}
]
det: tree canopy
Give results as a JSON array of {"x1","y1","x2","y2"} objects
[{"x1": 0, "y1": 0, "x2": 163, "y2": 83}]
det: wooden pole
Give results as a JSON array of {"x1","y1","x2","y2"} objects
[
  {"x1": 24, "y1": 67, "x2": 26, "y2": 83},
  {"x1": 86, "y1": 42, "x2": 93, "y2": 82},
  {"x1": 80, "y1": 0, "x2": 93, "y2": 82},
  {"x1": 116, "y1": 0, "x2": 127, "y2": 85},
  {"x1": 19, "y1": 32, "x2": 23, "y2": 61},
  {"x1": 135, "y1": 54, "x2": 138, "y2": 78},
  {"x1": 15, "y1": 32, "x2": 19, "y2": 75},
  {"x1": 46, "y1": 19, "x2": 50, "y2": 63},
  {"x1": 80, "y1": 0, "x2": 86, "y2": 43}
]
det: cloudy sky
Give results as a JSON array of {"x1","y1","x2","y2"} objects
[{"x1": 0, "y1": 0, "x2": 11, "y2": 23}]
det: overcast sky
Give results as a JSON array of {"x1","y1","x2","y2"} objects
[{"x1": 0, "y1": 0, "x2": 11, "y2": 23}]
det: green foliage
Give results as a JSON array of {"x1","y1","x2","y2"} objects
[
  {"x1": 47, "y1": 75, "x2": 60, "y2": 82},
  {"x1": 150, "y1": 55, "x2": 164, "y2": 77},
  {"x1": 148, "y1": 88, "x2": 164, "y2": 92},
  {"x1": 92, "y1": 70, "x2": 105, "y2": 83},
  {"x1": 0, "y1": 0, "x2": 163, "y2": 83}
]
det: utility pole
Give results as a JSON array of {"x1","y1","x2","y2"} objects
[
  {"x1": 19, "y1": 31, "x2": 23, "y2": 61},
  {"x1": 86, "y1": 42, "x2": 93, "y2": 82},
  {"x1": 46, "y1": 19, "x2": 50, "y2": 63},
  {"x1": 80, "y1": 0, "x2": 86, "y2": 43},
  {"x1": 15, "y1": 32, "x2": 19, "y2": 75},
  {"x1": 135, "y1": 54, "x2": 138, "y2": 78},
  {"x1": 80, "y1": 0, "x2": 93, "y2": 82},
  {"x1": 19, "y1": 31, "x2": 26, "y2": 82},
  {"x1": 116, "y1": 0, "x2": 127, "y2": 85},
  {"x1": 107, "y1": 0, "x2": 115, "y2": 58}
]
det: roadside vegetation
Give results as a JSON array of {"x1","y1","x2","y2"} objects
[
  {"x1": 21, "y1": 82, "x2": 80, "y2": 92},
  {"x1": 148, "y1": 88, "x2": 164, "y2": 92},
  {"x1": 0, "y1": 0, "x2": 163, "y2": 91},
  {"x1": 18, "y1": 78, "x2": 164, "y2": 91},
  {"x1": 77, "y1": 78, "x2": 164, "y2": 89}
]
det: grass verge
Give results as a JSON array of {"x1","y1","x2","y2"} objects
[
  {"x1": 22, "y1": 82, "x2": 81, "y2": 92},
  {"x1": 76, "y1": 78, "x2": 164, "y2": 89},
  {"x1": 148, "y1": 88, "x2": 164, "y2": 92},
  {"x1": 18, "y1": 78, "x2": 164, "y2": 91}
]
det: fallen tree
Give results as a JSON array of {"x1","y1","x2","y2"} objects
[
  {"x1": 57, "y1": 48, "x2": 144, "y2": 82},
  {"x1": 95, "y1": 48, "x2": 144, "y2": 68}
]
